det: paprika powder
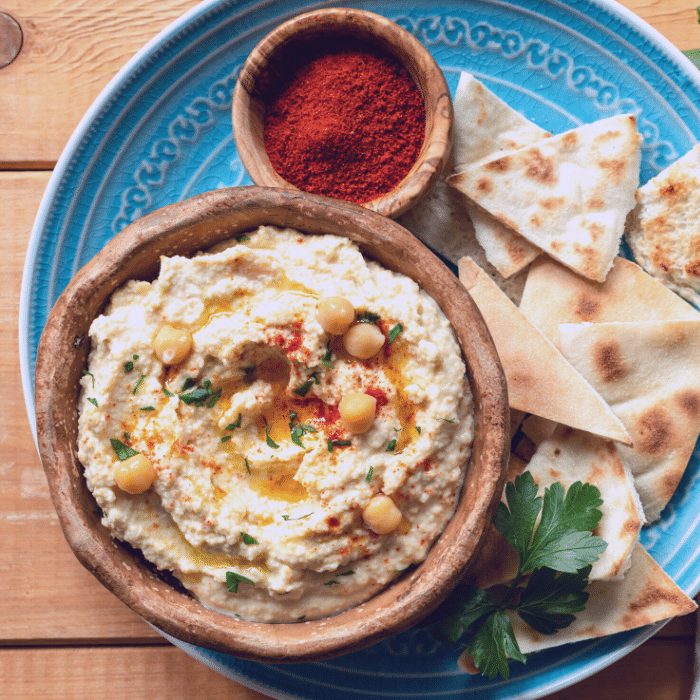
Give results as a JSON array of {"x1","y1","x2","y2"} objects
[{"x1": 263, "y1": 37, "x2": 425, "y2": 205}]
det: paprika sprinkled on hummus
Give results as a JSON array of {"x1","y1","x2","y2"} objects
[{"x1": 77, "y1": 226, "x2": 473, "y2": 622}]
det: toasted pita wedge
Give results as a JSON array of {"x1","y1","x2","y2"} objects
[
  {"x1": 398, "y1": 181, "x2": 529, "y2": 304},
  {"x1": 524, "y1": 425, "x2": 643, "y2": 580},
  {"x1": 520, "y1": 414, "x2": 558, "y2": 446},
  {"x1": 519, "y1": 255, "x2": 700, "y2": 347},
  {"x1": 450, "y1": 72, "x2": 547, "y2": 277},
  {"x1": 458, "y1": 257, "x2": 631, "y2": 444},
  {"x1": 626, "y1": 141, "x2": 700, "y2": 305},
  {"x1": 559, "y1": 319, "x2": 700, "y2": 522},
  {"x1": 507, "y1": 545, "x2": 696, "y2": 655},
  {"x1": 449, "y1": 115, "x2": 642, "y2": 281}
]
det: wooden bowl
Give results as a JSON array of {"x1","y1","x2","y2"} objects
[
  {"x1": 34, "y1": 187, "x2": 507, "y2": 663},
  {"x1": 232, "y1": 8, "x2": 452, "y2": 219}
]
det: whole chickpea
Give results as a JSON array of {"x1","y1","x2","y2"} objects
[
  {"x1": 316, "y1": 296, "x2": 355, "y2": 335},
  {"x1": 113, "y1": 454, "x2": 157, "y2": 494},
  {"x1": 153, "y1": 325, "x2": 193, "y2": 365},
  {"x1": 362, "y1": 495, "x2": 402, "y2": 534},
  {"x1": 343, "y1": 322, "x2": 385, "y2": 359},
  {"x1": 339, "y1": 391, "x2": 377, "y2": 434}
]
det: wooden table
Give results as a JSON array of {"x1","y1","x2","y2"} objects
[{"x1": 2, "y1": 1, "x2": 700, "y2": 698}]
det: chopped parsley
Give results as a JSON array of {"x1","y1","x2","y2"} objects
[
  {"x1": 163, "y1": 386, "x2": 176, "y2": 397},
  {"x1": 289, "y1": 411, "x2": 317, "y2": 447},
  {"x1": 240, "y1": 532, "x2": 258, "y2": 545},
  {"x1": 386, "y1": 438, "x2": 397, "y2": 452},
  {"x1": 225, "y1": 414, "x2": 242, "y2": 431},
  {"x1": 365, "y1": 466, "x2": 374, "y2": 482},
  {"x1": 139, "y1": 406, "x2": 155, "y2": 411},
  {"x1": 437, "y1": 417, "x2": 456, "y2": 423},
  {"x1": 327, "y1": 438, "x2": 351, "y2": 452},
  {"x1": 87, "y1": 397, "x2": 98, "y2": 408},
  {"x1": 82, "y1": 370, "x2": 95, "y2": 388},
  {"x1": 124, "y1": 355, "x2": 139, "y2": 372},
  {"x1": 321, "y1": 342, "x2": 333, "y2": 368},
  {"x1": 337, "y1": 570, "x2": 355, "y2": 577},
  {"x1": 226, "y1": 571, "x2": 255, "y2": 593},
  {"x1": 264, "y1": 420, "x2": 279, "y2": 449},
  {"x1": 416, "y1": 426, "x2": 422, "y2": 434},
  {"x1": 324, "y1": 579, "x2": 340, "y2": 586},
  {"x1": 180, "y1": 379, "x2": 221, "y2": 407},
  {"x1": 110, "y1": 438, "x2": 139, "y2": 461},
  {"x1": 132, "y1": 374, "x2": 146, "y2": 395},
  {"x1": 388, "y1": 323, "x2": 403, "y2": 343},
  {"x1": 220, "y1": 435, "x2": 231, "y2": 443},
  {"x1": 282, "y1": 512, "x2": 313, "y2": 521},
  {"x1": 245, "y1": 458, "x2": 251, "y2": 474},
  {"x1": 357, "y1": 310, "x2": 380, "y2": 324}
]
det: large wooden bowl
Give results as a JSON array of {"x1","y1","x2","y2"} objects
[
  {"x1": 232, "y1": 8, "x2": 452, "y2": 219},
  {"x1": 34, "y1": 187, "x2": 508, "y2": 663}
]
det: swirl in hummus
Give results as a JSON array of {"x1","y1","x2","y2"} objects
[{"x1": 77, "y1": 226, "x2": 474, "y2": 622}]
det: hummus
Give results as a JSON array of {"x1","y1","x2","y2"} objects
[{"x1": 77, "y1": 226, "x2": 474, "y2": 622}]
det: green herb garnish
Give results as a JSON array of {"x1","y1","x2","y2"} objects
[
  {"x1": 87, "y1": 397, "x2": 98, "y2": 408},
  {"x1": 132, "y1": 374, "x2": 146, "y2": 395},
  {"x1": 139, "y1": 406, "x2": 155, "y2": 411},
  {"x1": 365, "y1": 466, "x2": 374, "y2": 482},
  {"x1": 110, "y1": 438, "x2": 140, "y2": 461},
  {"x1": 327, "y1": 438, "x2": 352, "y2": 452},
  {"x1": 294, "y1": 378, "x2": 314, "y2": 397},
  {"x1": 388, "y1": 324, "x2": 403, "y2": 343},
  {"x1": 181, "y1": 377, "x2": 196, "y2": 391},
  {"x1": 432, "y1": 472, "x2": 607, "y2": 680},
  {"x1": 324, "y1": 580, "x2": 340, "y2": 586},
  {"x1": 226, "y1": 571, "x2": 255, "y2": 593},
  {"x1": 289, "y1": 411, "x2": 317, "y2": 447},
  {"x1": 386, "y1": 438, "x2": 397, "y2": 452},
  {"x1": 282, "y1": 512, "x2": 313, "y2": 521},
  {"x1": 437, "y1": 417, "x2": 455, "y2": 423},
  {"x1": 357, "y1": 310, "x2": 380, "y2": 324},
  {"x1": 337, "y1": 570, "x2": 355, "y2": 576},
  {"x1": 124, "y1": 361, "x2": 134, "y2": 372},
  {"x1": 245, "y1": 458, "x2": 251, "y2": 474},
  {"x1": 221, "y1": 435, "x2": 231, "y2": 443},
  {"x1": 321, "y1": 342, "x2": 333, "y2": 368},
  {"x1": 180, "y1": 379, "x2": 221, "y2": 407},
  {"x1": 226, "y1": 414, "x2": 242, "y2": 431},
  {"x1": 82, "y1": 370, "x2": 95, "y2": 388},
  {"x1": 264, "y1": 420, "x2": 279, "y2": 449},
  {"x1": 416, "y1": 426, "x2": 422, "y2": 434},
  {"x1": 240, "y1": 532, "x2": 258, "y2": 545},
  {"x1": 163, "y1": 386, "x2": 176, "y2": 397}
]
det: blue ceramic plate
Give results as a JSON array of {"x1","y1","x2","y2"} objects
[{"x1": 20, "y1": 1, "x2": 700, "y2": 698}]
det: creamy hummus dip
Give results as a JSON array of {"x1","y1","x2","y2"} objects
[{"x1": 78, "y1": 226, "x2": 474, "y2": 622}]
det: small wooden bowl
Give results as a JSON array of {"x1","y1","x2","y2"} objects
[
  {"x1": 34, "y1": 187, "x2": 507, "y2": 663},
  {"x1": 232, "y1": 8, "x2": 452, "y2": 219}
]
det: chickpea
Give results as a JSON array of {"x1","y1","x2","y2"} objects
[
  {"x1": 339, "y1": 391, "x2": 376, "y2": 434},
  {"x1": 343, "y1": 322, "x2": 385, "y2": 359},
  {"x1": 114, "y1": 454, "x2": 157, "y2": 494},
  {"x1": 316, "y1": 296, "x2": 355, "y2": 335},
  {"x1": 153, "y1": 325, "x2": 193, "y2": 365},
  {"x1": 362, "y1": 495, "x2": 402, "y2": 534}
]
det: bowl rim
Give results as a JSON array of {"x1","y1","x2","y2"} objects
[
  {"x1": 232, "y1": 7, "x2": 453, "y2": 219},
  {"x1": 34, "y1": 186, "x2": 507, "y2": 663}
]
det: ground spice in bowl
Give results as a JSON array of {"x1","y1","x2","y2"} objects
[{"x1": 263, "y1": 37, "x2": 426, "y2": 205}]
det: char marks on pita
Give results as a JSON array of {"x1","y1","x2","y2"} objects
[
  {"x1": 626, "y1": 141, "x2": 700, "y2": 305},
  {"x1": 449, "y1": 72, "x2": 548, "y2": 278},
  {"x1": 458, "y1": 257, "x2": 631, "y2": 444},
  {"x1": 519, "y1": 255, "x2": 700, "y2": 348},
  {"x1": 559, "y1": 319, "x2": 700, "y2": 522},
  {"x1": 448, "y1": 115, "x2": 642, "y2": 282},
  {"x1": 504, "y1": 544, "x2": 696, "y2": 655}
]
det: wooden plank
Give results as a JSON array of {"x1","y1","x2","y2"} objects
[
  {"x1": 0, "y1": 1, "x2": 698, "y2": 167},
  {"x1": 0, "y1": 645, "x2": 273, "y2": 700},
  {"x1": 0, "y1": 638, "x2": 694, "y2": 700},
  {"x1": 0, "y1": 171, "x2": 160, "y2": 642},
  {"x1": 0, "y1": 0, "x2": 201, "y2": 167}
]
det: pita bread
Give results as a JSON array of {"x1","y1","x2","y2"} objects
[
  {"x1": 519, "y1": 255, "x2": 700, "y2": 347},
  {"x1": 448, "y1": 115, "x2": 642, "y2": 281},
  {"x1": 523, "y1": 425, "x2": 643, "y2": 580},
  {"x1": 559, "y1": 319, "x2": 700, "y2": 522},
  {"x1": 458, "y1": 257, "x2": 631, "y2": 444},
  {"x1": 520, "y1": 414, "x2": 557, "y2": 446},
  {"x1": 397, "y1": 180, "x2": 528, "y2": 304},
  {"x1": 507, "y1": 544, "x2": 697, "y2": 655},
  {"x1": 626, "y1": 141, "x2": 700, "y2": 305},
  {"x1": 450, "y1": 72, "x2": 547, "y2": 277}
]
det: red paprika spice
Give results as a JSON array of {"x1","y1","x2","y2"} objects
[{"x1": 263, "y1": 37, "x2": 425, "y2": 205}]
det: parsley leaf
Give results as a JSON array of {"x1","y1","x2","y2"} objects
[
  {"x1": 431, "y1": 472, "x2": 607, "y2": 680},
  {"x1": 264, "y1": 420, "x2": 279, "y2": 449},
  {"x1": 388, "y1": 323, "x2": 403, "y2": 343},
  {"x1": 226, "y1": 571, "x2": 254, "y2": 593},
  {"x1": 110, "y1": 438, "x2": 140, "y2": 461},
  {"x1": 225, "y1": 414, "x2": 242, "y2": 431},
  {"x1": 289, "y1": 411, "x2": 317, "y2": 447},
  {"x1": 87, "y1": 397, "x2": 98, "y2": 408},
  {"x1": 82, "y1": 370, "x2": 95, "y2": 387},
  {"x1": 240, "y1": 532, "x2": 258, "y2": 545}
]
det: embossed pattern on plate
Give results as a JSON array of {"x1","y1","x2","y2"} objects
[{"x1": 20, "y1": 1, "x2": 700, "y2": 699}]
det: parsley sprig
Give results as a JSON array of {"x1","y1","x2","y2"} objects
[{"x1": 433, "y1": 472, "x2": 607, "y2": 680}]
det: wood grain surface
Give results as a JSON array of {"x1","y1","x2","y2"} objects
[{"x1": 2, "y1": 1, "x2": 699, "y2": 698}]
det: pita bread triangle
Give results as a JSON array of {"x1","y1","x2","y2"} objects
[
  {"x1": 558, "y1": 319, "x2": 700, "y2": 522},
  {"x1": 449, "y1": 72, "x2": 547, "y2": 278},
  {"x1": 448, "y1": 114, "x2": 642, "y2": 282},
  {"x1": 458, "y1": 257, "x2": 631, "y2": 444},
  {"x1": 519, "y1": 255, "x2": 700, "y2": 348},
  {"x1": 503, "y1": 544, "x2": 696, "y2": 656}
]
